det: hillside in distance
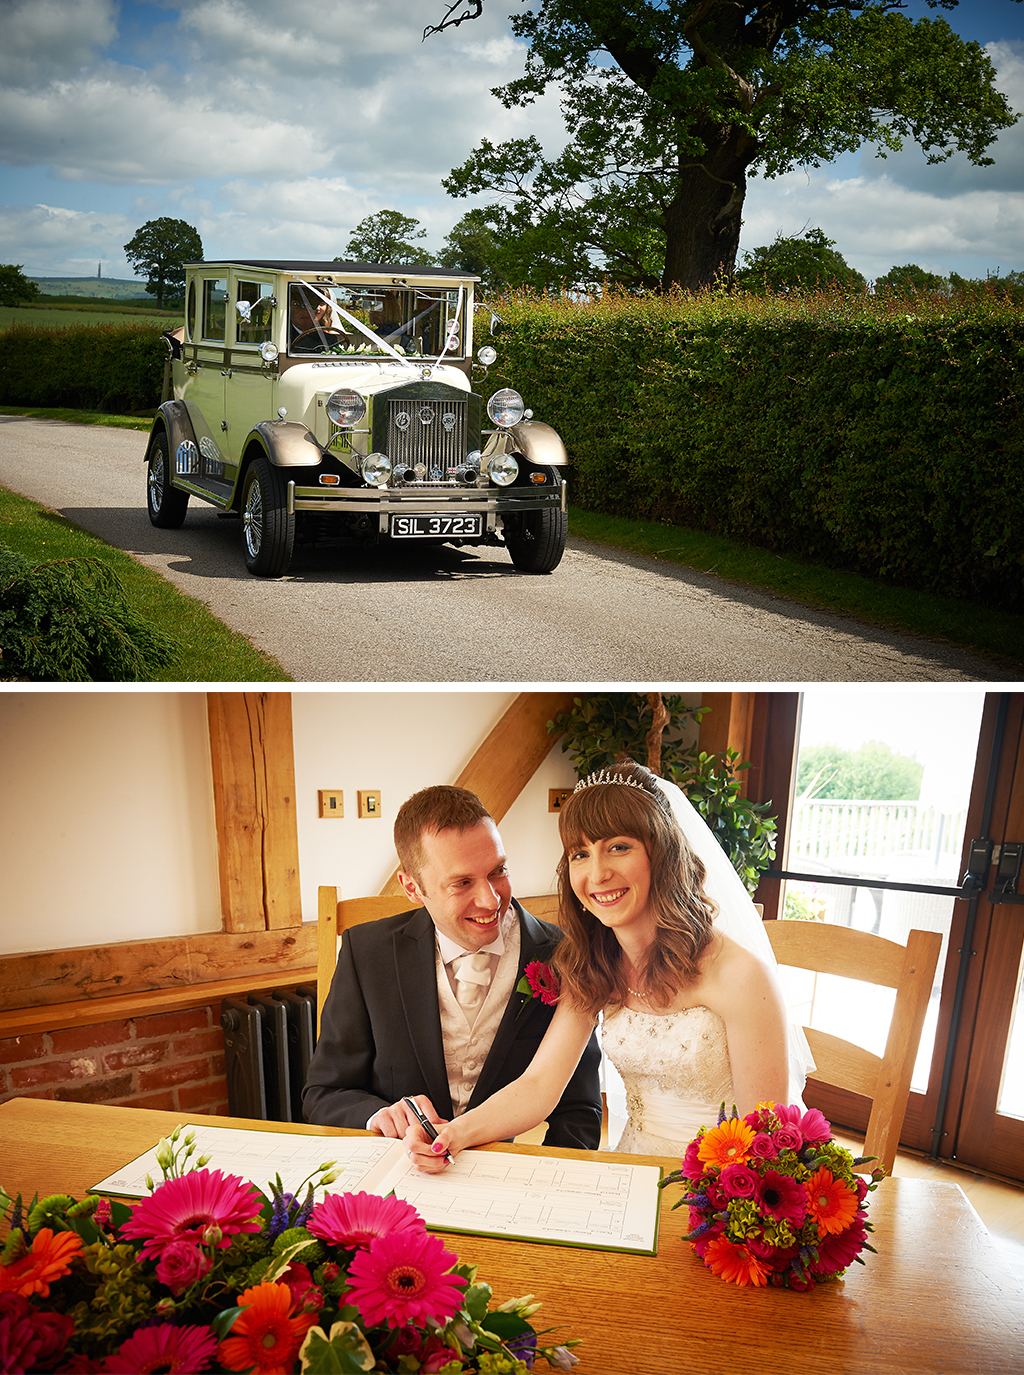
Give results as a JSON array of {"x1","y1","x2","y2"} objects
[{"x1": 29, "y1": 276, "x2": 151, "y2": 300}]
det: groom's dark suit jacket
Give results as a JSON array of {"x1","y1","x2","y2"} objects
[{"x1": 302, "y1": 899, "x2": 603, "y2": 1149}]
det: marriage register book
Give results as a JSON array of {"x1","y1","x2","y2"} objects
[{"x1": 91, "y1": 1122, "x2": 661, "y2": 1256}]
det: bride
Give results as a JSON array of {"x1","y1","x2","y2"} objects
[{"x1": 409, "y1": 760, "x2": 811, "y2": 1169}]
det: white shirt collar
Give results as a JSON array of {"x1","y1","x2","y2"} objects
[{"x1": 434, "y1": 901, "x2": 514, "y2": 964}]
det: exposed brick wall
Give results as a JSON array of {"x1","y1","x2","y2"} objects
[{"x1": 0, "y1": 1004, "x2": 229, "y2": 1116}]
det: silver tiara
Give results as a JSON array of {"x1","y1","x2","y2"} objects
[{"x1": 572, "y1": 769, "x2": 645, "y2": 794}]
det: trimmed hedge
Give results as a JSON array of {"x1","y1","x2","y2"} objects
[
  {"x1": 0, "y1": 322, "x2": 166, "y2": 413},
  {"x1": 481, "y1": 290, "x2": 1024, "y2": 611}
]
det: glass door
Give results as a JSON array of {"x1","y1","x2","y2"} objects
[{"x1": 767, "y1": 688, "x2": 993, "y2": 1163}]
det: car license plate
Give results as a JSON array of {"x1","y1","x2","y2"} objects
[{"x1": 390, "y1": 514, "x2": 483, "y2": 538}]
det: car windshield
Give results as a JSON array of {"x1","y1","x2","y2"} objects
[{"x1": 288, "y1": 282, "x2": 465, "y2": 358}]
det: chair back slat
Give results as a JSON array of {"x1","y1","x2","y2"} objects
[{"x1": 766, "y1": 921, "x2": 941, "y2": 1174}]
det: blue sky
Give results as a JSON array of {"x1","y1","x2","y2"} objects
[{"x1": 1, "y1": 0, "x2": 1022, "y2": 282}]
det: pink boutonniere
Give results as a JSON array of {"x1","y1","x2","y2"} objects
[{"x1": 515, "y1": 960, "x2": 560, "y2": 1018}]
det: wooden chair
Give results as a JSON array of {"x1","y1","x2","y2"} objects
[
  {"x1": 766, "y1": 921, "x2": 942, "y2": 1175},
  {"x1": 316, "y1": 885, "x2": 561, "y2": 1035}
]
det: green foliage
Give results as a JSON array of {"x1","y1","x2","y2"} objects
[
  {"x1": 0, "y1": 264, "x2": 40, "y2": 306},
  {"x1": 341, "y1": 210, "x2": 435, "y2": 266},
  {"x1": 797, "y1": 740, "x2": 923, "y2": 801},
  {"x1": 0, "y1": 322, "x2": 166, "y2": 412},
  {"x1": 734, "y1": 229, "x2": 866, "y2": 294},
  {"x1": 876, "y1": 263, "x2": 947, "y2": 294},
  {"x1": 477, "y1": 286, "x2": 1024, "y2": 611},
  {"x1": 0, "y1": 543, "x2": 177, "y2": 681},
  {"x1": 123, "y1": 218, "x2": 202, "y2": 308},
  {"x1": 440, "y1": 2, "x2": 1019, "y2": 289},
  {"x1": 549, "y1": 693, "x2": 777, "y2": 892}
]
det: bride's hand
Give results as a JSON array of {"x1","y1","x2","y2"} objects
[{"x1": 404, "y1": 1119, "x2": 460, "y2": 1173}]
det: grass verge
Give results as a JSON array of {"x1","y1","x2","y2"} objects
[
  {"x1": 0, "y1": 485, "x2": 291, "y2": 682},
  {"x1": 0, "y1": 404, "x2": 155, "y2": 431},
  {"x1": 568, "y1": 507, "x2": 1024, "y2": 670}
]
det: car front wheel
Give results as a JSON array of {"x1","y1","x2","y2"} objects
[
  {"x1": 504, "y1": 505, "x2": 567, "y2": 574},
  {"x1": 146, "y1": 433, "x2": 189, "y2": 528},
  {"x1": 241, "y1": 456, "x2": 295, "y2": 577}
]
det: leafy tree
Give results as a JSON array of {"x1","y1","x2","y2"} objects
[
  {"x1": 875, "y1": 262, "x2": 947, "y2": 293},
  {"x1": 123, "y1": 218, "x2": 203, "y2": 309},
  {"x1": 734, "y1": 228, "x2": 866, "y2": 293},
  {"x1": 340, "y1": 211, "x2": 435, "y2": 266},
  {"x1": 797, "y1": 740, "x2": 923, "y2": 801},
  {"x1": 949, "y1": 268, "x2": 1024, "y2": 302},
  {"x1": 437, "y1": 208, "x2": 509, "y2": 292},
  {"x1": 0, "y1": 265, "x2": 40, "y2": 306},
  {"x1": 436, "y1": 1, "x2": 1020, "y2": 291}
]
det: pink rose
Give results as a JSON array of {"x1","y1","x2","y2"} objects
[
  {"x1": 748, "y1": 1132, "x2": 776, "y2": 1159},
  {"x1": 719, "y1": 1163, "x2": 758, "y2": 1199},
  {"x1": 154, "y1": 1239, "x2": 212, "y2": 1295},
  {"x1": 681, "y1": 1139, "x2": 705, "y2": 1179},
  {"x1": 772, "y1": 1124, "x2": 803, "y2": 1153}
]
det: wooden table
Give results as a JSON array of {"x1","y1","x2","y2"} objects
[{"x1": 2, "y1": 1098, "x2": 1021, "y2": 1374}]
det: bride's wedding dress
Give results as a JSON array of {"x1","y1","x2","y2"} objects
[{"x1": 602, "y1": 1004, "x2": 734, "y2": 1154}]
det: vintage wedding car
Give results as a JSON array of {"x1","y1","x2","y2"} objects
[{"x1": 144, "y1": 259, "x2": 568, "y2": 576}]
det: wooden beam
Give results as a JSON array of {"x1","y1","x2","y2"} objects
[
  {"x1": 0, "y1": 925, "x2": 317, "y2": 1013},
  {"x1": 698, "y1": 692, "x2": 754, "y2": 795},
  {"x1": 207, "y1": 693, "x2": 302, "y2": 932},
  {"x1": 378, "y1": 691, "x2": 575, "y2": 896}
]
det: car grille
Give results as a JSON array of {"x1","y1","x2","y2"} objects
[{"x1": 385, "y1": 396, "x2": 466, "y2": 483}]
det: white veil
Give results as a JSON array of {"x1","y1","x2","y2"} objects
[{"x1": 655, "y1": 774, "x2": 815, "y2": 1104}]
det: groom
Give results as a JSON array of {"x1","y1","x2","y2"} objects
[{"x1": 302, "y1": 784, "x2": 602, "y2": 1148}]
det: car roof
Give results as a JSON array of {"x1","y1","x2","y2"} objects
[{"x1": 188, "y1": 259, "x2": 476, "y2": 280}]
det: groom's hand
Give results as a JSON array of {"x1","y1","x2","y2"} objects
[{"x1": 367, "y1": 1094, "x2": 442, "y2": 1138}]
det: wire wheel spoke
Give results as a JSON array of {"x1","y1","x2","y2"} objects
[{"x1": 244, "y1": 481, "x2": 264, "y2": 556}]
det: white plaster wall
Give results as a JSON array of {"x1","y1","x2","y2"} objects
[
  {"x1": 0, "y1": 691, "x2": 222, "y2": 955},
  {"x1": 291, "y1": 691, "x2": 578, "y2": 921},
  {"x1": 0, "y1": 690, "x2": 581, "y2": 956}
]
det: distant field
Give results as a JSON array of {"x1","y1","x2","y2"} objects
[
  {"x1": 1, "y1": 303, "x2": 184, "y2": 330},
  {"x1": 29, "y1": 275, "x2": 152, "y2": 300}
]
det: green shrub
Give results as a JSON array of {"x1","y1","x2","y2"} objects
[
  {"x1": 0, "y1": 543, "x2": 177, "y2": 681},
  {"x1": 481, "y1": 287, "x2": 1024, "y2": 610},
  {"x1": 0, "y1": 322, "x2": 166, "y2": 413}
]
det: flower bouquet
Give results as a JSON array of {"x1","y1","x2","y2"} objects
[
  {"x1": 0, "y1": 1127, "x2": 579, "y2": 1372},
  {"x1": 661, "y1": 1103, "x2": 884, "y2": 1290}
]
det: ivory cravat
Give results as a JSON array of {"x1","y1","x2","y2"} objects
[{"x1": 451, "y1": 950, "x2": 493, "y2": 1026}]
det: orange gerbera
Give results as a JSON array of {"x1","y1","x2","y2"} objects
[
  {"x1": 703, "y1": 1235, "x2": 771, "y2": 1287},
  {"x1": 804, "y1": 1167, "x2": 859, "y2": 1236},
  {"x1": 0, "y1": 1228, "x2": 82, "y2": 1298},
  {"x1": 218, "y1": 1282, "x2": 317, "y2": 1375},
  {"x1": 697, "y1": 1118, "x2": 756, "y2": 1169}
]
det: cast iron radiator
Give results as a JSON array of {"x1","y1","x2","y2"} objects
[{"x1": 220, "y1": 985, "x2": 316, "y2": 1122}]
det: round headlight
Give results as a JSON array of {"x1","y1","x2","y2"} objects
[
  {"x1": 487, "y1": 388, "x2": 525, "y2": 428},
  {"x1": 259, "y1": 341, "x2": 279, "y2": 362},
  {"x1": 326, "y1": 388, "x2": 366, "y2": 428},
  {"x1": 477, "y1": 345, "x2": 497, "y2": 366},
  {"x1": 361, "y1": 452, "x2": 392, "y2": 487},
  {"x1": 488, "y1": 453, "x2": 519, "y2": 487}
]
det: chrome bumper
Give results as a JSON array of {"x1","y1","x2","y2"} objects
[{"x1": 287, "y1": 479, "x2": 566, "y2": 535}]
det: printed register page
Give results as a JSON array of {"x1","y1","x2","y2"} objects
[{"x1": 91, "y1": 1122, "x2": 662, "y2": 1255}]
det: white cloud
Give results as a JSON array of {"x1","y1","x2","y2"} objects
[
  {"x1": 0, "y1": 0, "x2": 118, "y2": 86},
  {"x1": 0, "y1": 203, "x2": 136, "y2": 276}
]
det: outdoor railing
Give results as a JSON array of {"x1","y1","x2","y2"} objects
[{"x1": 789, "y1": 800, "x2": 965, "y2": 867}]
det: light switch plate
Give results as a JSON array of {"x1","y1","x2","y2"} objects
[
  {"x1": 318, "y1": 790, "x2": 344, "y2": 818},
  {"x1": 358, "y1": 790, "x2": 382, "y2": 819}
]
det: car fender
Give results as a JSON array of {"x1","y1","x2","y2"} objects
[
  {"x1": 508, "y1": 419, "x2": 568, "y2": 466},
  {"x1": 147, "y1": 400, "x2": 198, "y2": 468},
  {"x1": 250, "y1": 420, "x2": 325, "y2": 467}
]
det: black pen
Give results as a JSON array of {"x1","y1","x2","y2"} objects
[{"x1": 402, "y1": 1096, "x2": 454, "y2": 1164}]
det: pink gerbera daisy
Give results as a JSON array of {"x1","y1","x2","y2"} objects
[
  {"x1": 757, "y1": 1170, "x2": 808, "y2": 1226},
  {"x1": 119, "y1": 1170, "x2": 263, "y2": 1260},
  {"x1": 345, "y1": 1228, "x2": 468, "y2": 1328},
  {"x1": 102, "y1": 1322, "x2": 218, "y2": 1373},
  {"x1": 810, "y1": 1211, "x2": 870, "y2": 1274},
  {"x1": 307, "y1": 1191, "x2": 424, "y2": 1250},
  {"x1": 524, "y1": 961, "x2": 560, "y2": 1006}
]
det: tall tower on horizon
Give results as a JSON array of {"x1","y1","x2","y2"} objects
[{"x1": 97, "y1": 263, "x2": 101, "y2": 279}]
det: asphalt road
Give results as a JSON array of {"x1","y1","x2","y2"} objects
[{"x1": 0, "y1": 415, "x2": 1015, "y2": 683}]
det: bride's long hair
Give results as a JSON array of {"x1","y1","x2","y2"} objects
[{"x1": 553, "y1": 759, "x2": 717, "y2": 1016}]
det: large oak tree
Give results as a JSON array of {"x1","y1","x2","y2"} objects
[{"x1": 434, "y1": 1, "x2": 1020, "y2": 290}]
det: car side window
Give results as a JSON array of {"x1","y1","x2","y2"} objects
[
  {"x1": 202, "y1": 278, "x2": 227, "y2": 341},
  {"x1": 235, "y1": 281, "x2": 274, "y2": 345}
]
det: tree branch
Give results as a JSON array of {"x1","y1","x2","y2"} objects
[{"x1": 423, "y1": 0, "x2": 483, "y2": 41}]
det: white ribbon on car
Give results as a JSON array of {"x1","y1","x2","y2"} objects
[{"x1": 289, "y1": 277, "x2": 416, "y2": 370}]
